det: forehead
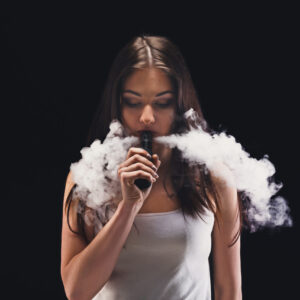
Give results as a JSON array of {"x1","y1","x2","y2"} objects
[{"x1": 122, "y1": 68, "x2": 174, "y2": 95}]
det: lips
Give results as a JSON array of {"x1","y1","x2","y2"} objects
[{"x1": 137, "y1": 130, "x2": 157, "y2": 137}]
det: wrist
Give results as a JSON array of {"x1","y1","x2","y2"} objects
[{"x1": 117, "y1": 199, "x2": 139, "y2": 217}]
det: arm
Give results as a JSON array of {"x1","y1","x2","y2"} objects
[
  {"x1": 210, "y1": 164, "x2": 243, "y2": 300},
  {"x1": 61, "y1": 172, "x2": 137, "y2": 300}
]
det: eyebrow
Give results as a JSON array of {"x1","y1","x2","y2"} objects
[{"x1": 122, "y1": 89, "x2": 175, "y2": 97}]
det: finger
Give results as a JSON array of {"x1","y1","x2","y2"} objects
[
  {"x1": 119, "y1": 162, "x2": 159, "y2": 179},
  {"x1": 127, "y1": 147, "x2": 152, "y2": 160},
  {"x1": 121, "y1": 170, "x2": 156, "y2": 186},
  {"x1": 124, "y1": 153, "x2": 156, "y2": 170}
]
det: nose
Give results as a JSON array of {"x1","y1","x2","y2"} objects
[{"x1": 139, "y1": 105, "x2": 155, "y2": 125}]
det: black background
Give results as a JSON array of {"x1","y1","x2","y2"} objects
[{"x1": 2, "y1": 3, "x2": 298, "y2": 299}]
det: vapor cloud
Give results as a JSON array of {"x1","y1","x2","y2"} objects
[{"x1": 70, "y1": 108, "x2": 293, "y2": 233}]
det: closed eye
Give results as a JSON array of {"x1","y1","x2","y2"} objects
[
  {"x1": 122, "y1": 98, "x2": 173, "y2": 108},
  {"x1": 156, "y1": 102, "x2": 172, "y2": 108}
]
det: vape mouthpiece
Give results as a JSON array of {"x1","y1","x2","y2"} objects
[
  {"x1": 134, "y1": 131, "x2": 153, "y2": 190},
  {"x1": 140, "y1": 131, "x2": 152, "y2": 156}
]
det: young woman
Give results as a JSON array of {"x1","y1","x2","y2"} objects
[{"x1": 61, "y1": 35, "x2": 243, "y2": 300}]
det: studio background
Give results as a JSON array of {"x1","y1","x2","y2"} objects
[{"x1": 2, "y1": 4, "x2": 298, "y2": 299}]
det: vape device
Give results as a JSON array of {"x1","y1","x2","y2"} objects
[{"x1": 134, "y1": 131, "x2": 153, "y2": 189}]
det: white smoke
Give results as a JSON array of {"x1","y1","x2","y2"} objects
[
  {"x1": 70, "y1": 120, "x2": 140, "y2": 230},
  {"x1": 70, "y1": 108, "x2": 293, "y2": 233}
]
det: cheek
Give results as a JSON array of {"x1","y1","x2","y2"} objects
[
  {"x1": 121, "y1": 109, "x2": 136, "y2": 127},
  {"x1": 157, "y1": 110, "x2": 176, "y2": 132},
  {"x1": 167, "y1": 109, "x2": 177, "y2": 131},
  {"x1": 164, "y1": 108, "x2": 176, "y2": 124}
]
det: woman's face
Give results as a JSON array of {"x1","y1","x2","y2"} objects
[{"x1": 120, "y1": 67, "x2": 177, "y2": 145}]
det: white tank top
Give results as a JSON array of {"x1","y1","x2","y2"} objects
[{"x1": 92, "y1": 206, "x2": 215, "y2": 300}]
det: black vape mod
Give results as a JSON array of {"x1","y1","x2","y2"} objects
[{"x1": 134, "y1": 131, "x2": 153, "y2": 189}]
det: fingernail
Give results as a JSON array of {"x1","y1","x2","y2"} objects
[{"x1": 147, "y1": 153, "x2": 151, "y2": 158}]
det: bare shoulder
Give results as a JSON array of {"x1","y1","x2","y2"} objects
[
  {"x1": 206, "y1": 161, "x2": 238, "y2": 215},
  {"x1": 62, "y1": 170, "x2": 96, "y2": 243},
  {"x1": 209, "y1": 161, "x2": 236, "y2": 190},
  {"x1": 64, "y1": 171, "x2": 75, "y2": 204}
]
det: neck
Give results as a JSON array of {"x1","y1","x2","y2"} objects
[{"x1": 153, "y1": 144, "x2": 172, "y2": 176}]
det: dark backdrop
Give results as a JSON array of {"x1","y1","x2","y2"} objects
[{"x1": 2, "y1": 4, "x2": 298, "y2": 299}]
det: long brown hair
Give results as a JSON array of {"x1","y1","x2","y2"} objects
[{"x1": 64, "y1": 34, "x2": 248, "y2": 247}]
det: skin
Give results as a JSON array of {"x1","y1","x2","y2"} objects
[{"x1": 120, "y1": 67, "x2": 176, "y2": 180}]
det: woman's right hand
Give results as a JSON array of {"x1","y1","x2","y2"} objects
[{"x1": 117, "y1": 147, "x2": 161, "y2": 212}]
